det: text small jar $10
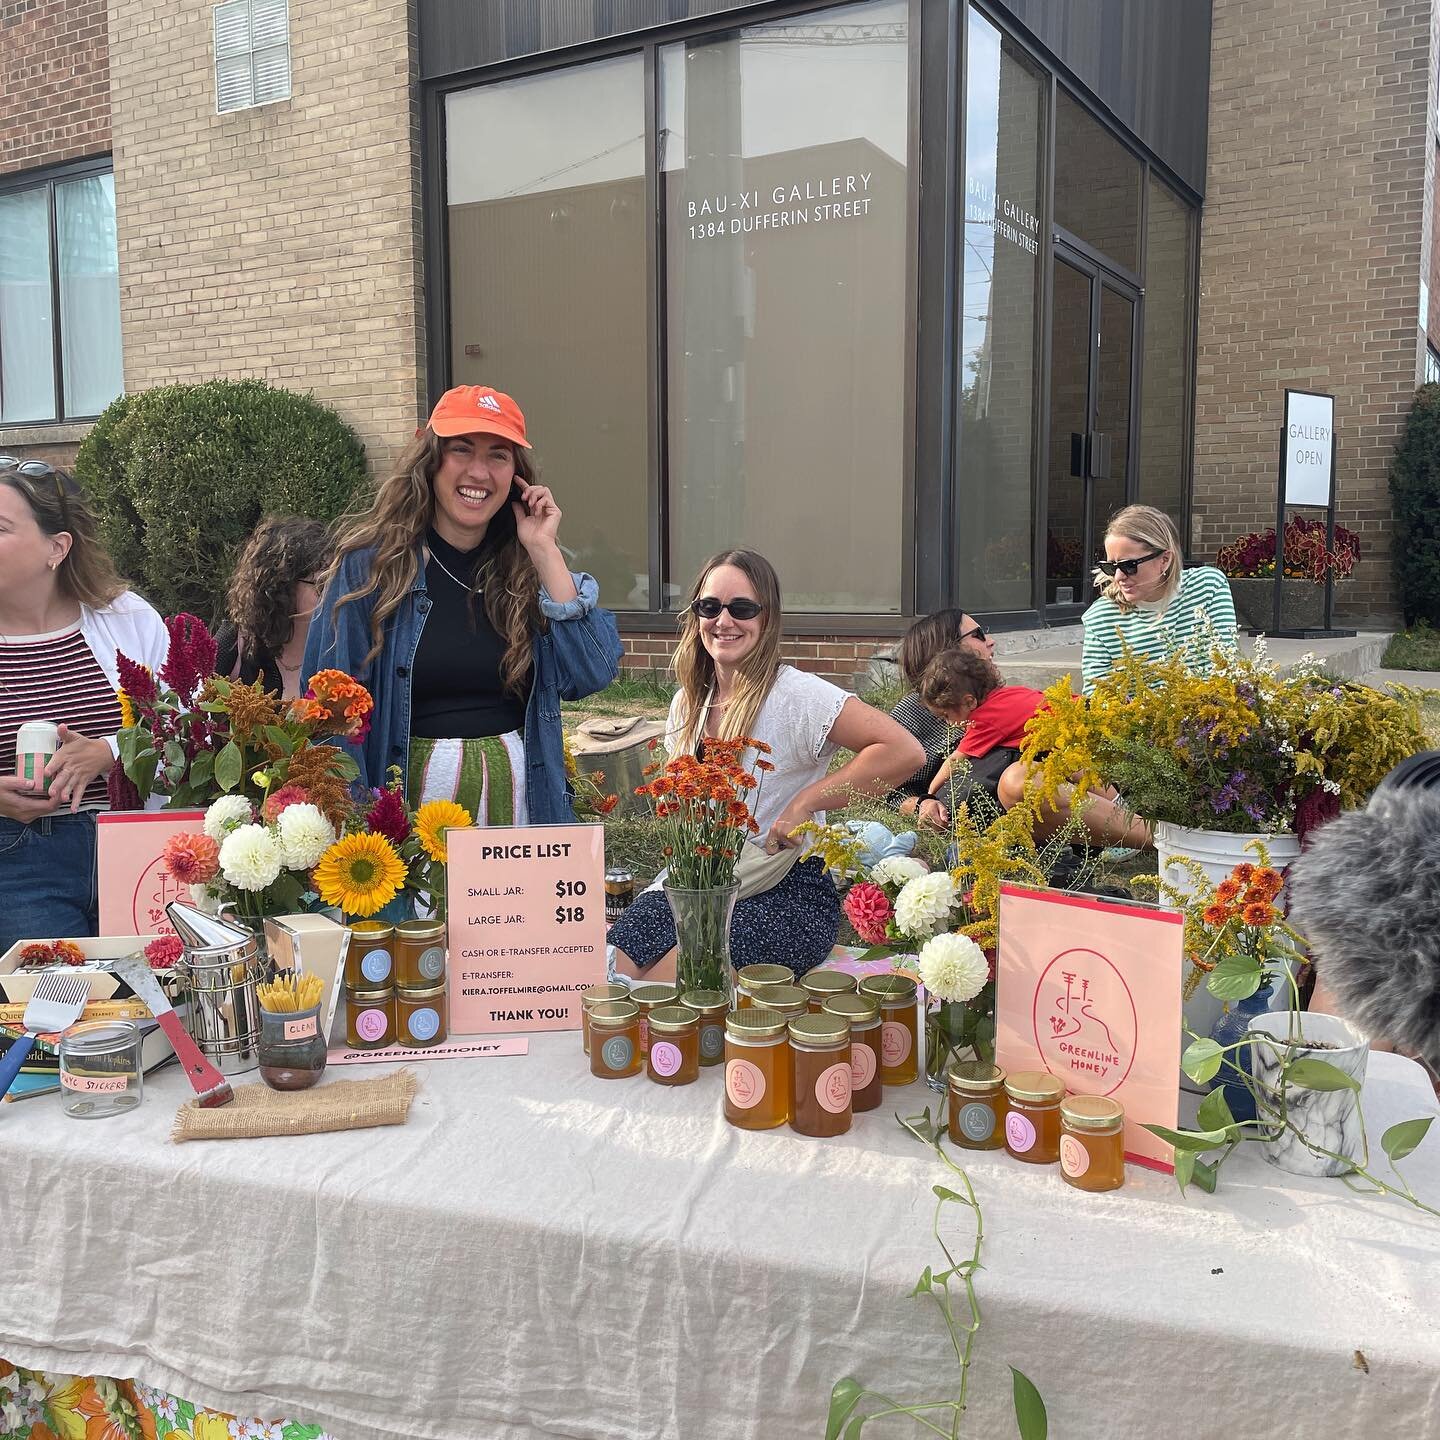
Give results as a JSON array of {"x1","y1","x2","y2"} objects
[
  {"x1": 822, "y1": 993, "x2": 882, "y2": 1113},
  {"x1": 947, "y1": 1061, "x2": 1007, "y2": 1150},
  {"x1": 589, "y1": 999, "x2": 643, "y2": 1079},
  {"x1": 788, "y1": 1012, "x2": 853, "y2": 1138},
  {"x1": 1060, "y1": 1095, "x2": 1126, "y2": 1192},
  {"x1": 859, "y1": 974, "x2": 920, "y2": 1086},
  {"x1": 646, "y1": 1005, "x2": 701, "y2": 1086},
  {"x1": 59, "y1": 1020, "x2": 142, "y2": 1118},
  {"x1": 1003, "y1": 1070, "x2": 1065, "y2": 1164},
  {"x1": 724, "y1": 1007, "x2": 792, "y2": 1130},
  {"x1": 679, "y1": 988, "x2": 728, "y2": 1067}
]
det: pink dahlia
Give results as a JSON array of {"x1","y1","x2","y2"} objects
[
  {"x1": 261, "y1": 783, "x2": 311, "y2": 823},
  {"x1": 163, "y1": 831, "x2": 220, "y2": 886},
  {"x1": 843, "y1": 881, "x2": 892, "y2": 945},
  {"x1": 144, "y1": 935, "x2": 184, "y2": 969}
]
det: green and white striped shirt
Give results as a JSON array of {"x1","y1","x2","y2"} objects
[{"x1": 1080, "y1": 565, "x2": 1237, "y2": 694}]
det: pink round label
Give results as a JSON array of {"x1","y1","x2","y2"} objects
[
  {"x1": 1060, "y1": 1135, "x2": 1090, "y2": 1178},
  {"x1": 726, "y1": 1057, "x2": 766, "y2": 1109},
  {"x1": 1005, "y1": 1112, "x2": 1037, "y2": 1153},
  {"x1": 850, "y1": 1041, "x2": 877, "y2": 1092},
  {"x1": 355, "y1": 1008, "x2": 388, "y2": 1043},
  {"x1": 881, "y1": 1020, "x2": 912, "y2": 1067},
  {"x1": 815, "y1": 1063, "x2": 852, "y2": 1115},
  {"x1": 650, "y1": 1040, "x2": 683, "y2": 1078}
]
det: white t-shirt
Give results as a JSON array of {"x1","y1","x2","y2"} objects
[{"x1": 666, "y1": 665, "x2": 851, "y2": 837}]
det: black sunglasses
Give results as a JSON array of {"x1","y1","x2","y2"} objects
[
  {"x1": 960, "y1": 623, "x2": 987, "y2": 644},
  {"x1": 1096, "y1": 549, "x2": 1165, "y2": 578},
  {"x1": 0, "y1": 456, "x2": 74, "y2": 532},
  {"x1": 691, "y1": 596, "x2": 765, "y2": 621}
]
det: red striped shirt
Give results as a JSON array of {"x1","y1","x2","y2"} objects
[{"x1": 0, "y1": 625, "x2": 124, "y2": 810}]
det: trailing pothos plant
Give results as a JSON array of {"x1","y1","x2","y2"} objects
[{"x1": 827, "y1": 1109, "x2": 1048, "y2": 1440}]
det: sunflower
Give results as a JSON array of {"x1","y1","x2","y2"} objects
[
  {"x1": 314, "y1": 832, "x2": 406, "y2": 916},
  {"x1": 414, "y1": 799, "x2": 473, "y2": 863},
  {"x1": 117, "y1": 688, "x2": 137, "y2": 729}
]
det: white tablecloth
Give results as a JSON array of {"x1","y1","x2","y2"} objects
[{"x1": 2, "y1": 1041, "x2": 1438, "y2": 1439}]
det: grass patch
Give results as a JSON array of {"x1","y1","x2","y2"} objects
[
  {"x1": 1381, "y1": 622, "x2": 1440, "y2": 672},
  {"x1": 563, "y1": 668, "x2": 673, "y2": 722}
]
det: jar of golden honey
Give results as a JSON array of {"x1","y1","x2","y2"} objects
[
  {"x1": 735, "y1": 963, "x2": 792, "y2": 1007},
  {"x1": 1060, "y1": 1095, "x2": 1126, "y2": 1192},
  {"x1": 822, "y1": 993, "x2": 883, "y2": 1112},
  {"x1": 581, "y1": 982, "x2": 632, "y2": 1056},
  {"x1": 678, "y1": 989, "x2": 728, "y2": 1067},
  {"x1": 646, "y1": 1005, "x2": 701, "y2": 1087},
  {"x1": 947, "y1": 1061, "x2": 1008, "y2": 1150},
  {"x1": 788, "y1": 1012, "x2": 853, "y2": 1137},
  {"x1": 345, "y1": 985, "x2": 395, "y2": 1049},
  {"x1": 394, "y1": 918, "x2": 446, "y2": 990},
  {"x1": 396, "y1": 982, "x2": 448, "y2": 1048},
  {"x1": 345, "y1": 920, "x2": 395, "y2": 991},
  {"x1": 723, "y1": 1007, "x2": 791, "y2": 1129},
  {"x1": 751, "y1": 983, "x2": 808, "y2": 1019},
  {"x1": 859, "y1": 974, "x2": 920, "y2": 1086},
  {"x1": 630, "y1": 982, "x2": 680, "y2": 1053},
  {"x1": 800, "y1": 968, "x2": 856, "y2": 1013},
  {"x1": 1003, "y1": 1070, "x2": 1065, "y2": 1164},
  {"x1": 589, "y1": 999, "x2": 642, "y2": 1079}
]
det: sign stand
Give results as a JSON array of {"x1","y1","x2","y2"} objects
[{"x1": 1257, "y1": 388, "x2": 1355, "y2": 639}]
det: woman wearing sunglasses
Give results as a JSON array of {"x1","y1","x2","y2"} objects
[
  {"x1": 609, "y1": 549, "x2": 924, "y2": 982},
  {"x1": 1081, "y1": 504, "x2": 1236, "y2": 694},
  {"x1": 0, "y1": 458, "x2": 169, "y2": 951}
]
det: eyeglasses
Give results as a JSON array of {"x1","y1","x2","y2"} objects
[
  {"x1": 690, "y1": 596, "x2": 765, "y2": 621},
  {"x1": 959, "y1": 623, "x2": 988, "y2": 644},
  {"x1": 1096, "y1": 549, "x2": 1165, "y2": 578},
  {"x1": 0, "y1": 456, "x2": 73, "y2": 533}
]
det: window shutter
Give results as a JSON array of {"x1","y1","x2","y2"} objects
[{"x1": 214, "y1": 0, "x2": 291, "y2": 114}]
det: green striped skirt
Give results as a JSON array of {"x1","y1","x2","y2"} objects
[{"x1": 407, "y1": 732, "x2": 528, "y2": 827}]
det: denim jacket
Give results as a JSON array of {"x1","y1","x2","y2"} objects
[{"x1": 302, "y1": 546, "x2": 623, "y2": 824}]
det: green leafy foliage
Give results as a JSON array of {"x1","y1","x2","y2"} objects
[
  {"x1": 1389, "y1": 383, "x2": 1440, "y2": 626},
  {"x1": 1010, "y1": 1368, "x2": 1048, "y2": 1440}
]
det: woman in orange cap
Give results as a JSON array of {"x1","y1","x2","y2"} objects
[{"x1": 304, "y1": 385, "x2": 623, "y2": 825}]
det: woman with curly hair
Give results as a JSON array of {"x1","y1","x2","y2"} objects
[
  {"x1": 303, "y1": 385, "x2": 623, "y2": 825},
  {"x1": 214, "y1": 516, "x2": 333, "y2": 697}
]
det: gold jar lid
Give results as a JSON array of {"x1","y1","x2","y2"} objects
[
  {"x1": 396, "y1": 981, "x2": 446, "y2": 1001},
  {"x1": 725, "y1": 1007, "x2": 788, "y2": 1041},
  {"x1": 678, "y1": 988, "x2": 728, "y2": 1015},
  {"x1": 395, "y1": 919, "x2": 445, "y2": 941},
  {"x1": 648, "y1": 1004, "x2": 699, "y2": 1035},
  {"x1": 1004, "y1": 1069, "x2": 1065, "y2": 1103},
  {"x1": 948, "y1": 1060, "x2": 1006, "y2": 1093},
  {"x1": 788, "y1": 1012, "x2": 850, "y2": 1047},
  {"x1": 859, "y1": 974, "x2": 919, "y2": 1003},
  {"x1": 736, "y1": 963, "x2": 792, "y2": 990},
  {"x1": 822, "y1": 993, "x2": 881, "y2": 1024},
  {"x1": 800, "y1": 969, "x2": 857, "y2": 998},
  {"x1": 582, "y1": 983, "x2": 632, "y2": 1008},
  {"x1": 751, "y1": 983, "x2": 807, "y2": 1014},
  {"x1": 348, "y1": 984, "x2": 394, "y2": 1003},
  {"x1": 349, "y1": 920, "x2": 395, "y2": 940},
  {"x1": 630, "y1": 983, "x2": 679, "y2": 1008},
  {"x1": 588, "y1": 999, "x2": 639, "y2": 1029},
  {"x1": 1061, "y1": 1094, "x2": 1125, "y2": 1129}
]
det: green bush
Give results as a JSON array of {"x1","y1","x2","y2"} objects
[
  {"x1": 1389, "y1": 383, "x2": 1440, "y2": 626},
  {"x1": 74, "y1": 379, "x2": 369, "y2": 621}
]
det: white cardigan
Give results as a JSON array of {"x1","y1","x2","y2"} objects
[{"x1": 79, "y1": 590, "x2": 170, "y2": 762}]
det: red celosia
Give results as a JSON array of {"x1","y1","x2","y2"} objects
[
  {"x1": 116, "y1": 652, "x2": 159, "y2": 707},
  {"x1": 366, "y1": 785, "x2": 411, "y2": 846},
  {"x1": 160, "y1": 614, "x2": 219, "y2": 702},
  {"x1": 843, "y1": 881, "x2": 893, "y2": 945},
  {"x1": 261, "y1": 783, "x2": 311, "y2": 824},
  {"x1": 106, "y1": 757, "x2": 144, "y2": 812}
]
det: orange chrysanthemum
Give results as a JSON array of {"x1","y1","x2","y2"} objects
[
  {"x1": 1215, "y1": 879, "x2": 1242, "y2": 903},
  {"x1": 1241, "y1": 901, "x2": 1276, "y2": 927},
  {"x1": 1202, "y1": 902, "x2": 1231, "y2": 927}
]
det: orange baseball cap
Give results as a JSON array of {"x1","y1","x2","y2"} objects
[{"x1": 426, "y1": 385, "x2": 531, "y2": 447}]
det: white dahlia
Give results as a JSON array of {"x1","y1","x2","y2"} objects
[
  {"x1": 276, "y1": 803, "x2": 337, "y2": 870},
  {"x1": 218, "y1": 823, "x2": 284, "y2": 892},
  {"x1": 918, "y1": 932, "x2": 990, "y2": 1004},
  {"x1": 893, "y1": 870, "x2": 960, "y2": 941},
  {"x1": 204, "y1": 794, "x2": 254, "y2": 842},
  {"x1": 870, "y1": 855, "x2": 929, "y2": 889}
]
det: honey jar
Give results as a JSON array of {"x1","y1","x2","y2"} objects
[
  {"x1": 751, "y1": 983, "x2": 808, "y2": 1019},
  {"x1": 799, "y1": 968, "x2": 857, "y2": 1013},
  {"x1": 947, "y1": 1061, "x2": 1008, "y2": 1150},
  {"x1": 630, "y1": 982, "x2": 680, "y2": 1053},
  {"x1": 646, "y1": 1005, "x2": 701, "y2": 1087},
  {"x1": 788, "y1": 1012, "x2": 853, "y2": 1137},
  {"x1": 822, "y1": 993, "x2": 883, "y2": 1112},
  {"x1": 394, "y1": 918, "x2": 446, "y2": 990},
  {"x1": 1003, "y1": 1070, "x2": 1065, "y2": 1164},
  {"x1": 581, "y1": 982, "x2": 632, "y2": 1056},
  {"x1": 345, "y1": 920, "x2": 395, "y2": 991},
  {"x1": 345, "y1": 985, "x2": 395, "y2": 1049},
  {"x1": 678, "y1": 988, "x2": 728, "y2": 1067},
  {"x1": 735, "y1": 964, "x2": 792, "y2": 1007},
  {"x1": 1060, "y1": 1095, "x2": 1126, "y2": 1192},
  {"x1": 589, "y1": 999, "x2": 642, "y2": 1079},
  {"x1": 723, "y1": 1007, "x2": 791, "y2": 1129},
  {"x1": 859, "y1": 974, "x2": 920, "y2": 1086},
  {"x1": 396, "y1": 982, "x2": 448, "y2": 1048}
]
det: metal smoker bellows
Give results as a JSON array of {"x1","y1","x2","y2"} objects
[{"x1": 166, "y1": 901, "x2": 266, "y2": 1076}]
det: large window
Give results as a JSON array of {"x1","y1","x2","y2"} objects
[
  {"x1": 661, "y1": 2, "x2": 910, "y2": 612},
  {"x1": 1054, "y1": 91, "x2": 1142, "y2": 273},
  {"x1": 0, "y1": 166, "x2": 122, "y2": 425}
]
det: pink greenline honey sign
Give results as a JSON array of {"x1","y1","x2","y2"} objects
[{"x1": 96, "y1": 810, "x2": 207, "y2": 936}]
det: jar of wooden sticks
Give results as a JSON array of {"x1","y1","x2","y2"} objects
[{"x1": 256, "y1": 971, "x2": 327, "y2": 1091}]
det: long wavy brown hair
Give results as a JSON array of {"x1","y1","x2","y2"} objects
[
  {"x1": 223, "y1": 515, "x2": 333, "y2": 668},
  {"x1": 4, "y1": 469, "x2": 125, "y2": 610},
  {"x1": 324, "y1": 430, "x2": 542, "y2": 694},
  {"x1": 672, "y1": 549, "x2": 783, "y2": 756}
]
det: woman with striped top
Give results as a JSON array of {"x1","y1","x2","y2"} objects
[
  {"x1": 0, "y1": 459, "x2": 169, "y2": 951},
  {"x1": 1081, "y1": 504, "x2": 1237, "y2": 694}
]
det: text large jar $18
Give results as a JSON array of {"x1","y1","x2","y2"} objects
[
  {"x1": 394, "y1": 919, "x2": 446, "y2": 990},
  {"x1": 1003, "y1": 1070, "x2": 1065, "y2": 1164},
  {"x1": 788, "y1": 1012, "x2": 853, "y2": 1137},
  {"x1": 822, "y1": 993, "x2": 883, "y2": 1113},
  {"x1": 859, "y1": 974, "x2": 920, "y2": 1086},
  {"x1": 724, "y1": 1007, "x2": 791, "y2": 1130},
  {"x1": 589, "y1": 999, "x2": 642, "y2": 1079},
  {"x1": 646, "y1": 1005, "x2": 700, "y2": 1087},
  {"x1": 345, "y1": 920, "x2": 394, "y2": 991},
  {"x1": 1060, "y1": 1094, "x2": 1126, "y2": 1193},
  {"x1": 947, "y1": 1061, "x2": 1007, "y2": 1151}
]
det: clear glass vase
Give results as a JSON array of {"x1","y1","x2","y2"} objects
[
  {"x1": 924, "y1": 985, "x2": 996, "y2": 1093},
  {"x1": 664, "y1": 881, "x2": 740, "y2": 1002}
]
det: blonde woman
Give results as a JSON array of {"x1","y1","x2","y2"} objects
[
  {"x1": 1081, "y1": 504, "x2": 1236, "y2": 694},
  {"x1": 303, "y1": 386, "x2": 622, "y2": 823},
  {"x1": 609, "y1": 549, "x2": 924, "y2": 981}
]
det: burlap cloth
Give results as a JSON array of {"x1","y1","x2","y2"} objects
[{"x1": 172, "y1": 1070, "x2": 417, "y2": 1142}]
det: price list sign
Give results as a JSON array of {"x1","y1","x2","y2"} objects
[{"x1": 446, "y1": 824, "x2": 607, "y2": 1036}]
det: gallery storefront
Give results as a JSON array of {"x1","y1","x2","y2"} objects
[{"x1": 421, "y1": 0, "x2": 1210, "y2": 650}]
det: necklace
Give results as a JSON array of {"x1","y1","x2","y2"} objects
[{"x1": 428, "y1": 550, "x2": 477, "y2": 592}]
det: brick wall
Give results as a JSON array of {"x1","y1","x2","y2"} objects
[
  {"x1": 106, "y1": 0, "x2": 425, "y2": 474},
  {"x1": 1194, "y1": 0, "x2": 1434, "y2": 619},
  {"x1": 618, "y1": 629, "x2": 899, "y2": 689},
  {"x1": 0, "y1": 0, "x2": 109, "y2": 176}
]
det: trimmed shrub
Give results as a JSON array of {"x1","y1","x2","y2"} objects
[
  {"x1": 74, "y1": 379, "x2": 369, "y2": 621},
  {"x1": 1389, "y1": 382, "x2": 1440, "y2": 627}
]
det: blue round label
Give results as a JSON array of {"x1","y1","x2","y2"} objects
[
  {"x1": 699, "y1": 1023, "x2": 725, "y2": 1060},
  {"x1": 601, "y1": 1035, "x2": 634, "y2": 1072},
  {"x1": 417, "y1": 945, "x2": 445, "y2": 981},
  {"x1": 407, "y1": 1006, "x2": 440, "y2": 1042},
  {"x1": 960, "y1": 1102, "x2": 996, "y2": 1142},
  {"x1": 360, "y1": 949, "x2": 392, "y2": 984}
]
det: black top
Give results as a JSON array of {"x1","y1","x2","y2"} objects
[
  {"x1": 411, "y1": 528, "x2": 527, "y2": 739},
  {"x1": 886, "y1": 690, "x2": 954, "y2": 804},
  {"x1": 214, "y1": 622, "x2": 284, "y2": 692}
]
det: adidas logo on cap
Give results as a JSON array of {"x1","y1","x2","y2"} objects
[{"x1": 477, "y1": 393, "x2": 503, "y2": 413}]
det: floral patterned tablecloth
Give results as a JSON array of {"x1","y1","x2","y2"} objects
[{"x1": 0, "y1": 1364, "x2": 335, "y2": 1440}]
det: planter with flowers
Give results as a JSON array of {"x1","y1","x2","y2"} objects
[{"x1": 1217, "y1": 516, "x2": 1360, "y2": 631}]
